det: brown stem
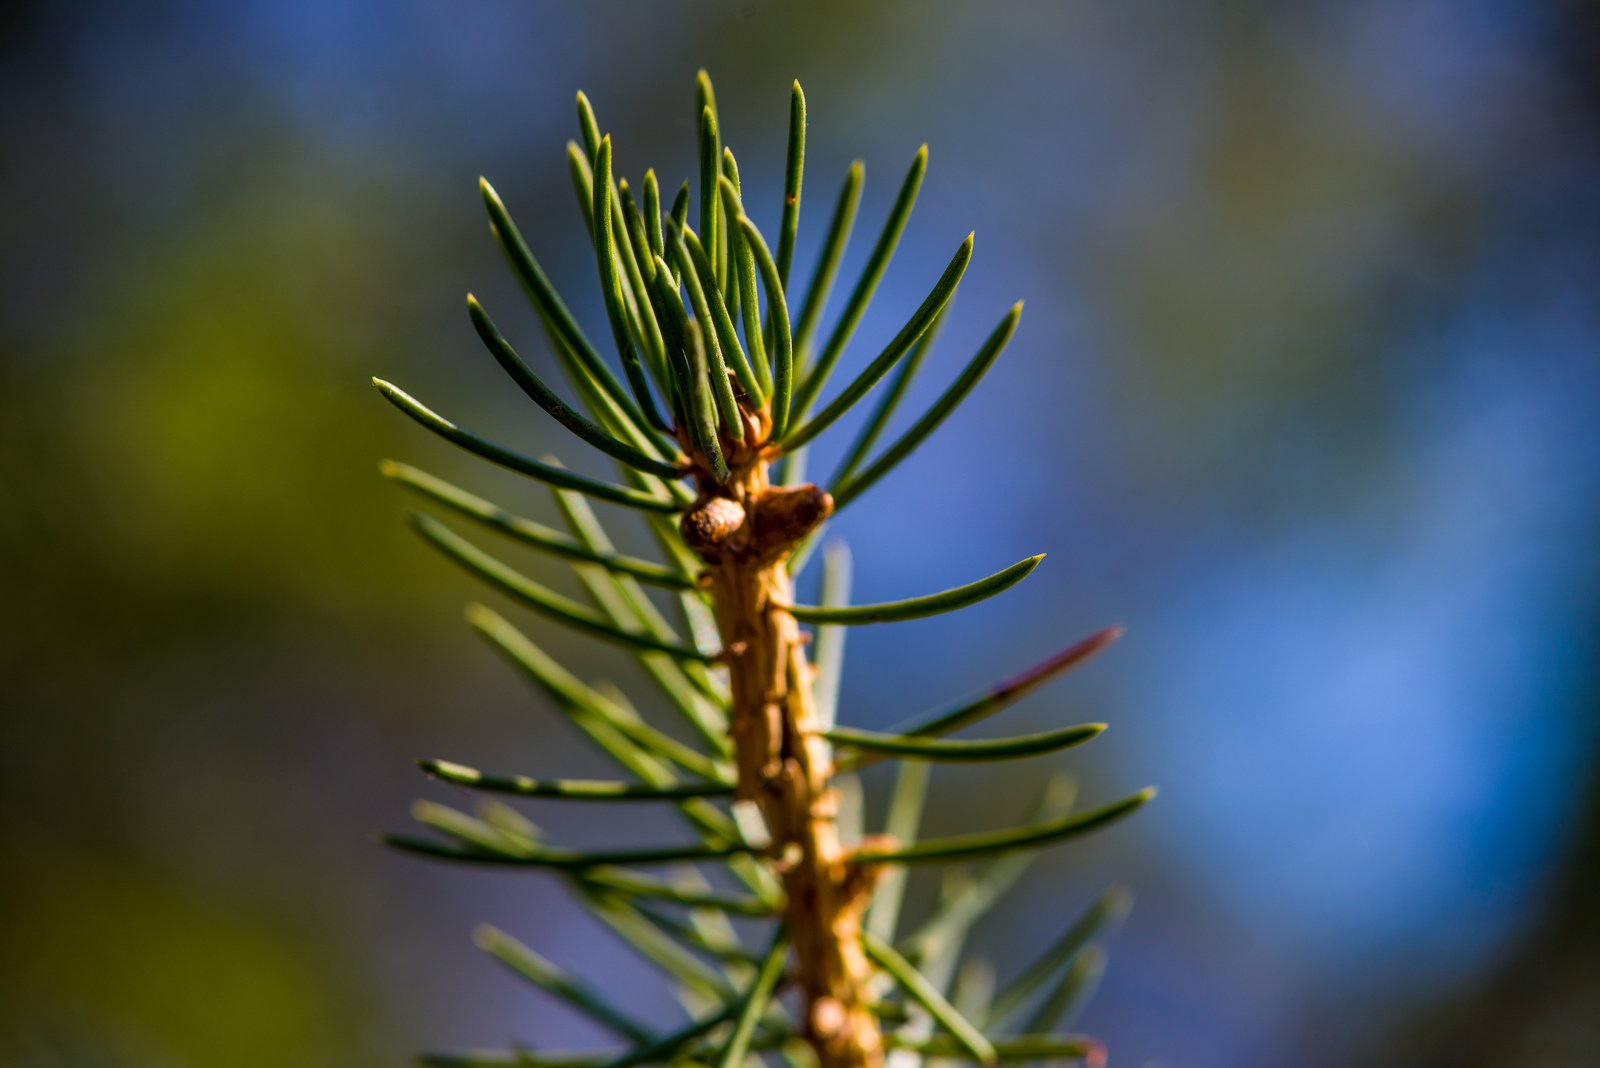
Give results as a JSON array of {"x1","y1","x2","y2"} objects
[{"x1": 682, "y1": 449, "x2": 883, "y2": 1068}]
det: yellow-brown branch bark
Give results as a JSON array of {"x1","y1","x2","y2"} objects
[{"x1": 682, "y1": 445, "x2": 883, "y2": 1068}]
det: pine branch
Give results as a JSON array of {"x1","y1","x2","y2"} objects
[{"x1": 375, "y1": 71, "x2": 1152, "y2": 1068}]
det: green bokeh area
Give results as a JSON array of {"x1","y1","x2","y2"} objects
[
  {"x1": 1, "y1": 149, "x2": 457, "y2": 1065},
  {"x1": 5, "y1": 841, "x2": 342, "y2": 1067}
]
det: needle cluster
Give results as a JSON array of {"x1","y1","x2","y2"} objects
[{"x1": 376, "y1": 71, "x2": 1152, "y2": 1068}]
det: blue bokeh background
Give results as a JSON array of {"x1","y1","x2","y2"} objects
[{"x1": 3, "y1": 3, "x2": 1597, "y2": 1067}]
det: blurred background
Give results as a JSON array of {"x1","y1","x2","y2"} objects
[{"x1": 3, "y1": 2, "x2": 1598, "y2": 1066}]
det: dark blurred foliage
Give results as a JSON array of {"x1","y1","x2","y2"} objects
[{"x1": 2, "y1": 2, "x2": 1597, "y2": 1067}]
